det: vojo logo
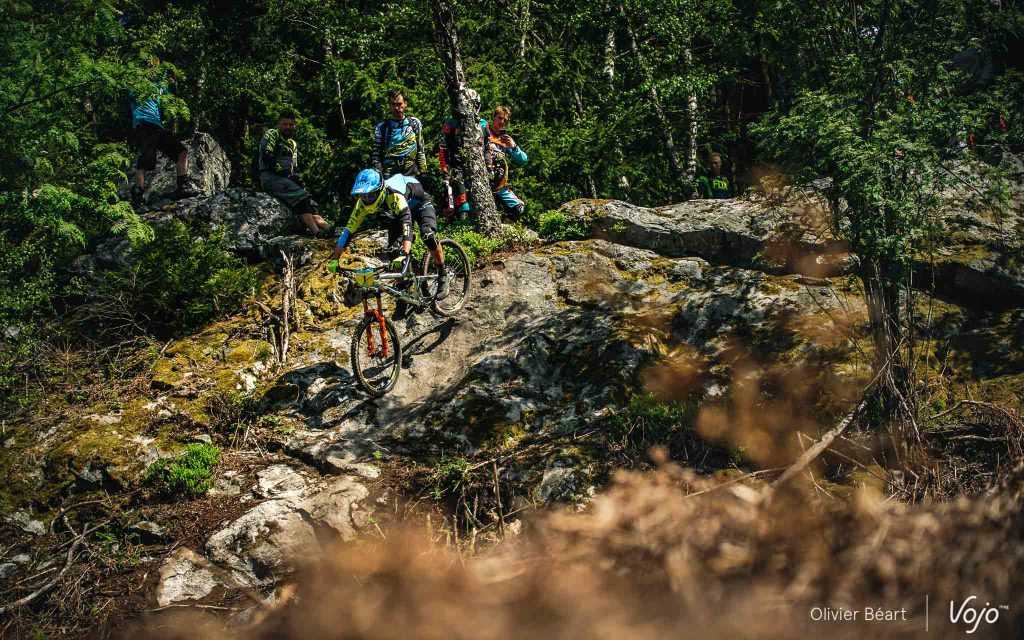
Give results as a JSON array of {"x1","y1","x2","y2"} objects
[{"x1": 948, "y1": 596, "x2": 1009, "y2": 634}]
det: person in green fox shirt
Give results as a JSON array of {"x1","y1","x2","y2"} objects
[{"x1": 696, "y1": 153, "x2": 734, "y2": 199}]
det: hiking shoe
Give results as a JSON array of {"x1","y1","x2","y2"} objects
[
  {"x1": 434, "y1": 273, "x2": 449, "y2": 301},
  {"x1": 129, "y1": 185, "x2": 144, "y2": 207}
]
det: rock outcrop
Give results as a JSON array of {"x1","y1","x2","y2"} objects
[
  {"x1": 205, "y1": 474, "x2": 367, "y2": 587},
  {"x1": 561, "y1": 156, "x2": 1024, "y2": 307},
  {"x1": 97, "y1": 134, "x2": 295, "y2": 267},
  {"x1": 132, "y1": 132, "x2": 231, "y2": 205}
]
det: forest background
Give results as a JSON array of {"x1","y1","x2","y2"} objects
[{"x1": 2, "y1": 0, "x2": 1023, "y2": 411}]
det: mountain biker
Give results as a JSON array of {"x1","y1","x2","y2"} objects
[
  {"x1": 438, "y1": 88, "x2": 485, "y2": 217},
  {"x1": 372, "y1": 89, "x2": 428, "y2": 179},
  {"x1": 128, "y1": 61, "x2": 197, "y2": 205},
  {"x1": 484, "y1": 105, "x2": 528, "y2": 221},
  {"x1": 327, "y1": 169, "x2": 447, "y2": 319},
  {"x1": 259, "y1": 110, "x2": 334, "y2": 237},
  {"x1": 383, "y1": 173, "x2": 448, "y2": 302}
]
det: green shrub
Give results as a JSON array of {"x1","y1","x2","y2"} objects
[
  {"x1": 98, "y1": 221, "x2": 260, "y2": 335},
  {"x1": 146, "y1": 443, "x2": 221, "y2": 498},
  {"x1": 428, "y1": 455, "x2": 472, "y2": 500},
  {"x1": 411, "y1": 219, "x2": 503, "y2": 268},
  {"x1": 538, "y1": 210, "x2": 589, "y2": 241},
  {"x1": 611, "y1": 393, "x2": 699, "y2": 449}
]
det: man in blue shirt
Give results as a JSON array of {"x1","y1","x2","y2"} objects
[
  {"x1": 371, "y1": 89, "x2": 428, "y2": 179},
  {"x1": 129, "y1": 69, "x2": 196, "y2": 205}
]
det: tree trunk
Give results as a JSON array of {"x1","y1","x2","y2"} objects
[
  {"x1": 604, "y1": 4, "x2": 629, "y2": 190},
  {"x1": 860, "y1": 258, "x2": 919, "y2": 460},
  {"x1": 624, "y1": 19, "x2": 686, "y2": 189},
  {"x1": 430, "y1": 0, "x2": 502, "y2": 238},
  {"x1": 325, "y1": 33, "x2": 347, "y2": 134},
  {"x1": 518, "y1": 0, "x2": 530, "y2": 58},
  {"x1": 572, "y1": 89, "x2": 598, "y2": 198},
  {"x1": 683, "y1": 47, "x2": 698, "y2": 186},
  {"x1": 603, "y1": 4, "x2": 616, "y2": 84}
]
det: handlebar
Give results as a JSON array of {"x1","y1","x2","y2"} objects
[{"x1": 336, "y1": 254, "x2": 412, "y2": 281}]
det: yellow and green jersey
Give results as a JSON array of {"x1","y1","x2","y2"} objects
[
  {"x1": 337, "y1": 186, "x2": 412, "y2": 249},
  {"x1": 259, "y1": 128, "x2": 298, "y2": 176}
]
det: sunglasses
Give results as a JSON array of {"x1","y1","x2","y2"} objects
[{"x1": 360, "y1": 192, "x2": 379, "y2": 204}]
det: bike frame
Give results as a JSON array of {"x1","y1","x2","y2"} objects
[{"x1": 342, "y1": 267, "x2": 436, "y2": 360}]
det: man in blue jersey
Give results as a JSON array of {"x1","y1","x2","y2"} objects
[
  {"x1": 129, "y1": 67, "x2": 196, "y2": 206},
  {"x1": 371, "y1": 89, "x2": 428, "y2": 179}
]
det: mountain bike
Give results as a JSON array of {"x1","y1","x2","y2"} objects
[{"x1": 337, "y1": 238, "x2": 471, "y2": 396}]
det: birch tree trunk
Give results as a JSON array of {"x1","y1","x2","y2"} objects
[
  {"x1": 430, "y1": 0, "x2": 502, "y2": 238},
  {"x1": 325, "y1": 32, "x2": 347, "y2": 134},
  {"x1": 618, "y1": 8, "x2": 684, "y2": 192},
  {"x1": 624, "y1": 21, "x2": 685, "y2": 184},
  {"x1": 572, "y1": 90, "x2": 598, "y2": 198},
  {"x1": 604, "y1": 3, "x2": 629, "y2": 190},
  {"x1": 683, "y1": 47, "x2": 698, "y2": 186}
]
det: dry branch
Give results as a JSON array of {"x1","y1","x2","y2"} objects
[
  {"x1": 768, "y1": 399, "x2": 867, "y2": 493},
  {"x1": 0, "y1": 534, "x2": 85, "y2": 616}
]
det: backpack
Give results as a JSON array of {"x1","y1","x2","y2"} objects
[{"x1": 377, "y1": 118, "x2": 396, "y2": 165}]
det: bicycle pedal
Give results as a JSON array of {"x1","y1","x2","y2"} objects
[{"x1": 402, "y1": 355, "x2": 413, "y2": 368}]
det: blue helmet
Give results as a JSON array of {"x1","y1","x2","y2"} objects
[{"x1": 351, "y1": 169, "x2": 383, "y2": 195}]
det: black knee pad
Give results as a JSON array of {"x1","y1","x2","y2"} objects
[
  {"x1": 512, "y1": 203, "x2": 525, "y2": 220},
  {"x1": 423, "y1": 232, "x2": 438, "y2": 251}
]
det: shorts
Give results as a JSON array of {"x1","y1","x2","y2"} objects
[
  {"x1": 134, "y1": 122, "x2": 186, "y2": 171},
  {"x1": 494, "y1": 187, "x2": 524, "y2": 218},
  {"x1": 260, "y1": 172, "x2": 312, "y2": 214}
]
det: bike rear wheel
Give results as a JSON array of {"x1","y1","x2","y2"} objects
[
  {"x1": 421, "y1": 238, "x2": 472, "y2": 316},
  {"x1": 350, "y1": 313, "x2": 402, "y2": 397}
]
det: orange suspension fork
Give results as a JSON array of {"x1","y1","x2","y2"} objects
[{"x1": 362, "y1": 295, "x2": 390, "y2": 357}]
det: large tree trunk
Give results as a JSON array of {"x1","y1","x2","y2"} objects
[{"x1": 430, "y1": 0, "x2": 502, "y2": 238}]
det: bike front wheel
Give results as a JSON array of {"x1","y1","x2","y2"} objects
[
  {"x1": 421, "y1": 238, "x2": 472, "y2": 316},
  {"x1": 350, "y1": 313, "x2": 402, "y2": 397}
]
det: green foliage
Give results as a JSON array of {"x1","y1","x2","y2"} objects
[
  {"x1": 429, "y1": 455, "x2": 472, "y2": 500},
  {"x1": 538, "y1": 210, "x2": 589, "y2": 241},
  {"x1": 612, "y1": 393, "x2": 698, "y2": 446},
  {"x1": 411, "y1": 219, "x2": 503, "y2": 268},
  {"x1": 146, "y1": 443, "x2": 221, "y2": 498},
  {"x1": 97, "y1": 222, "x2": 260, "y2": 334}
]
